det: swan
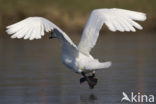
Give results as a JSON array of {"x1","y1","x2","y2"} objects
[{"x1": 6, "y1": 8, "x2": 146, "y2": 89}]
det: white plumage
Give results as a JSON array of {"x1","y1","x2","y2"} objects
[
  {"x1": 6, "y1": 8, "x2": 146, "y2": 76},
  {"x1": 78, "y1": 8, "x2": 146, "y2": 55}
]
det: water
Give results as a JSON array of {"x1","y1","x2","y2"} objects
[{"x1": 0, "y1": 33, "x2": 156, "y2": 104}]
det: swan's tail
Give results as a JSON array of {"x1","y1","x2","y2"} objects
[
  {"x1": 85, "y1": 60, "x2": 112, "y2": 70},
  {"x1": 95, "y1": 61, "x2": 112, "y2": 69}
]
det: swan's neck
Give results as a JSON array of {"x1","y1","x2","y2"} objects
[
  {"x1": 53, "y1": 29, "x2": 77, "y2": 54},
  {"x1": 53, "y1": 29, "x2": 72, "y2": 45},
  {"x1": 57, "y1": 33, "x2": 69, "y2": 47}
]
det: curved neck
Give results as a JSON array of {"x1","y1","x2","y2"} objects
[
  {"x1": 53, "y1": 29, "x2": 76, "y2": 47},
  {"x1": 53, "y1": 29, "x2": 77, "y2": 55}
]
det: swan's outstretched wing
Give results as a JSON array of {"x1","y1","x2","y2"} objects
[
  {"x1": 6, "y1": 17, "x2": 75, "y2": 47},
  {"x1": 78, "y1": 8, "x2": 146, "y2": 55},
  {"x1": 6, "y1": 17, "x2": 54, "y2": 40}
]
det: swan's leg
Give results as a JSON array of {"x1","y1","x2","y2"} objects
[
  {"x1": 80, "y1": 72, "x2": 98, "y2": 89},
  {"x1": 80, "y1": 72, "x2": 87, "y2": 84},
  {"x1": 88, "y1": 73, "x2": 98, "y2": 89},
  {"x1": 88, "y1": 71, "x2": 95, "y2": 78}
]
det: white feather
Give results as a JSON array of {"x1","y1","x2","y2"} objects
[
  {"x1": 24, "y1": 26, "x2": 34, "y2": 40},
  {"x1": 78, "y1": 8, "x2": 146, "y2": 55},
  {"x1": 6, "y1": 17, "x2": 74, "y2": 44}
]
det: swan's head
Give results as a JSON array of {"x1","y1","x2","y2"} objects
[
  {"x1": 49, "y1": 29, "x2": 64, "y2": 40},
  {"x1": 49, "y1": 31, "x2": 57, "y2": 39}
]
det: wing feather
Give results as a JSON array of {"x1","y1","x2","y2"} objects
[
  {"x1": 6, "y1": 16, "x2": 74, "y2": 46},
  {"x1": 78, "y1": 8, "x2": 146, "y2": 55},
  {"x1": 6, "y1": 16, "x2": 77, "y2": 50},
  {"x1": 24, "y1": 25, "x2": 34, "y2": 40},
  {"x1": 40, "y1": 23, "x2": 44, "y2": 36}
]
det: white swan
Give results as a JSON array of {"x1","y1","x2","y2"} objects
[{"x1": 6, "y1": 8, "x2": 146, "y2": 89}]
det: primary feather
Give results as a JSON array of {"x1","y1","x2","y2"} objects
[{"x1": 6, "y1": 17, "x2": 54, "y2": 40}]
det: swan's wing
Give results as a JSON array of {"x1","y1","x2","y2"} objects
[
  {"x1": 6, "y1": 17, "x2": 54, "y2": 40},
  {"x1": 78, "y1": 8, "x2": 146, "y2": 55},
  {"x1": 6, "y1": 17, "x2": 75, "y2": 46}
]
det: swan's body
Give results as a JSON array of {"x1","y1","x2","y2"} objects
[{"x1": 6, "y1": 8, "x2": 146, "y2": 88}]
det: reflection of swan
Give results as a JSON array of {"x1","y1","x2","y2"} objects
[
  {"x1": 89, "y1": 94, "x2": 98, "y2": 101},
  {"x1": 6, "y1": 8, "x2": 146, "y2": 89},
  {"x1": 80, "y1": 93, "x2": 97, "y2": 102}
]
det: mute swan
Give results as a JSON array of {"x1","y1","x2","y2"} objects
[{"x1": 6, "y1": 8, "x2": 146, "y2": 89}]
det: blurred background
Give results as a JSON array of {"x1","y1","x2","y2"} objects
[
  {"x1": 0, "y1": 0, "x2": 156, "y2": 37},
  {"x1": 0, "y1": 0, "x2": 156, "y2": 104}
]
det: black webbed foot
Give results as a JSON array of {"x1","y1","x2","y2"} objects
[
  {"x1": 80, "y1": 72, "x2": 98, "y2": 89},
  {"x1": 87, "y1": 77, "x2": 98, "y2": 89}
]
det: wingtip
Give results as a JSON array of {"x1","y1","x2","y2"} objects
[
  {"x1": 6, "y1": 25, "x2": 12, "y2": 29},
  {"x1": 140, "y1": 13, "x2": 147, "y2": 21},
  {"x1": 138, "y1": 26, "x2": 143, "y2": 30},
  {"x1": 5, "y1": 29, "x2": 9, "y2": 34},
  {"x1": 11, "y1": 35, "x2": 16, "y2": 39},
  {"x1": 5, "y1": 28, "x2": 12, "y2": 35},
  {"x1": 29, "y1": 38, "x2": 34, "y2": 41},
  {"x1": 135, "y1": 12, "x2": 147, "y2": 21}
]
